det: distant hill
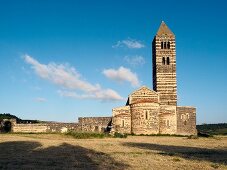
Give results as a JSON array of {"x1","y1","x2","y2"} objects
[
  {"x1": 0, "y1": 113, "x2": 21, "y2": 121},
  {"x1": 197, "y1": 123, "x2": 227, "y2": 135},
  {"x1": 0, "y1": 113, "x2": 39, "y2": 123}
]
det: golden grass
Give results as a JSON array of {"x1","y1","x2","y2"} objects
[{"x1": 0, "y1": 134, "x2": 227, "y2": 170}]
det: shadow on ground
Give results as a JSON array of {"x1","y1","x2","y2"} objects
[
  {"x1": 0, "y1": 141, "x2": 129, "y2": 169},
  {"x1": 123, "y1": 142, "x2": 227, "y2": 165}
]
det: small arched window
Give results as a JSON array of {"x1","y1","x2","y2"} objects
[
  {"x1": 122, "y1": 120, "x2": 125, "y2": 127},
  {"x1": 161, "y1": 42, "x2": 163, "y2": 49},
  {"x1": 167, "y1": 42, "x2": 170, "y2": 49},
  {"x1": 167, "y1": 57, "x2": 170, "y2": 65},
  {"x1": 145, "y1": 111, "x2": 148, "y2": 120},
  {"x1": 164, "y1": 42, "x2": 167, "y2": 49},
  {"x1": 162, "y1": 57, "x2": 165, "y2": 65}
]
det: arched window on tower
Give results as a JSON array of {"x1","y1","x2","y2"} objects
[
  {"x1": 161, "y1": 42, "x2": 163, "y2": 49},
  {"x1": 167, "y1": 42, "x2": 170, "y2": 49},
  {"x1": 167, "y1": 57, "x2": 170, "y2": 65},
  {"x1": 162, "y1": 57, "x2": 165, "y2": 65},
  {"x1": 164, "y1": 42, "x2": 167, "y2": 49}
]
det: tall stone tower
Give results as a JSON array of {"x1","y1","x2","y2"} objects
[{"x1": 152, "y1": 21, "x2": 177, "y2": 105}]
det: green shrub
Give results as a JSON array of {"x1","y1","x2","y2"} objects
[
  {"x1": 65, "y1": 131, "x2": 110, "y2": 139},
  {"x1": 211, "y1": 163, "x2": 219, "y2": 169},
  {"x1": 197, "y1": 132, "x2": 213, "y2": 138},
  {"x1": 113, "y1": 132, "x2": 127, "y2": 138}
]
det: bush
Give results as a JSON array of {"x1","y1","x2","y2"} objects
[
  {"x1": 113, "y1": 132, "x2": 127, "y2": 138},
  {"x1": 198, "y1": 132, "x2": 213, "y2": 138},
  {"x1": 65, "y1": 131, "x2": 110, "y2": 139}
]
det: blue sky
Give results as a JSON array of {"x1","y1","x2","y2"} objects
[{"x1": 0, "y1": 0, "x2": 226, "y2": 124}]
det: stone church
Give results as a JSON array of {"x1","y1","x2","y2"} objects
[{"x1": 111, "y1": 21, "x2": 196, "y2": 136}]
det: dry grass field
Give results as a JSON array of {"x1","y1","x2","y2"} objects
[{"x1": 0, "y1": 134, "x2": 226, "y2": 170}]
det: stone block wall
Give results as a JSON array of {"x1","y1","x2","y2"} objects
[
  {"x1": 112, "y1": 106, "x2": 131, "y2": 134},
  {"x1": 129, "y1": 86, "x2": 159, "y2": 104},
  {"x1": 131, "y1": 103, "x2": 159, "y2": 135},
  {"x1": 159, "y1": 105, "x2": 177, "y2": 134},
  {"x1": 5, "y1": 117, "x2": 112, "y2": 133},
  {"x1": 176, "y1": 106, "x2": 197, "y2": 135},
  {"x1": 12, "y1": 124, "x2": 48, "y2": 133},
  {"x1": 12, "y1": 122, "x2": 81, "y2": 133},
  {"x1": 79, "y1": 117, "x2": 112, "y2": 132},
  {"x1": 46, "y1": 122, "x2": 81, "y2": 133}
]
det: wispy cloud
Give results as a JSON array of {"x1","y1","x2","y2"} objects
[
  {"x1": 112, "y1": 38, "x2": 145, "y2": 49},
  {"x1": 124, "y1": 55, "x2": 145, "y2": 66},
  {"x1": 103, "y1": 66, "x2": 140, "y2": 87},
  {"x1": 24, "y1": 54, "x2": 124, "y2": 101},
  {"x1": 58, "y1": 89, "x2": 124, "y2": 102},
  {"x1": 34, "y1": 97, "x2": 47, "y2": 102}
]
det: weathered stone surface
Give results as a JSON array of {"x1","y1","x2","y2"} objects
[
  {"x1": 9, "y1": 117, "x2": 111, "y2": 133},
  {"x1": 159, "y1": 105, "x2": 177, "y2": 134},
  {"x1": 11, "y1": 121, "x2": 81, "y2": 133},
  {"x1": 112, "y1": 106, "x2": 131, "y2": 134},
  {"x1": 129, "y1": 86, "x2": 159, "y2": 104},
  {"x1": 46, "y1": 122, "x2": 81, "y2": 133},
  {"x1": 131, "y1": 103, "x2": 159, "y2": 135},
  {"x1": 176, "y1": 106, "x2": 197, "y2": 135},
  {"x1": 12, "y1": 124, "x2": 48, "y2": 133},
  {"x1": 79, "y1": 117, "x2": 112, "y2": 132}
]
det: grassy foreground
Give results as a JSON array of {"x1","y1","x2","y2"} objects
[{"x1": 0, "y1": 134, "x2": 226, "y2": 170}]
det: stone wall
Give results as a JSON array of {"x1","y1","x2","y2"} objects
[
  {"x1": 46, "y1": 122, "x2": 81, "y2": 133},
  {"x1": 3, "y1": 117, "x2": 112, "y2": 134},
  {"x1": 131, "y1": 103, "x2": 159, "y2": 135},
  {"x1": 12, "y1": 122, "x2": 81, "y2": 133},
  {"x1": 129, "y1": 86, "x2": 159, "y2": 104},
  {"x1": 159, "y1": 105, "x2": 177, "y2": 134},
  {"x1": 79, "y1": 117, "x2": 112, "y2": 133},
  {"x1": 176, "y1": 106, "x2": 197, "y2": 135},
  {"x1": 12, "y1": 124, "x2": 48, "y2": 133},
  {"x1": 112, "y1": 106, "x2": 131, "y2": 134}
]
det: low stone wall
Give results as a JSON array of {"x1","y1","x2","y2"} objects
[
  {"x1": 79, "y1": 117, "x2": 112, "y2": 132},
  {"x1": 12, "y1": 122, "x2": 81, "y2": 133},
  {"x1": 46, "y1": 122, "x2": 81, "y2": 133},
  {"x1": 12, "y1": 124, "x2": 48, "y2": 133},
  {"x1": 3, "y1": 117, "x2": 112, "y2": 134}
]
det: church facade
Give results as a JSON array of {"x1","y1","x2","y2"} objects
[{"x1": 111, "y1": 22, "x2": 196, "y2": 136}]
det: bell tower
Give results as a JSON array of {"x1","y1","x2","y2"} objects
[{"x1": 152, "y1": 21, "x2": 177, "y2": 105}]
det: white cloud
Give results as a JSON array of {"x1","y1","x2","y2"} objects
[
  {"x1": 124, "y1": 55, "x2": 145, "y2": 66},
  {"x1": 24, "y1": 54, "x2": 124, "y2": 101},
  {"x1": 35, "y1": 97, "x2": 47, "y2": 102},
  {"x1": 58, "y1": 89, "x2": 124, "y2": 102},
  {"x1": 112, "y1": 38, "x2": 145, "y2": 49},
  {"x1": 103, "y1": 66, "x2": 140, "y2": 87}
]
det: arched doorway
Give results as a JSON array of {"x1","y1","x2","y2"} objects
[{"x1": 3, "y1": 121, "x2": 12, "y2": 133}]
